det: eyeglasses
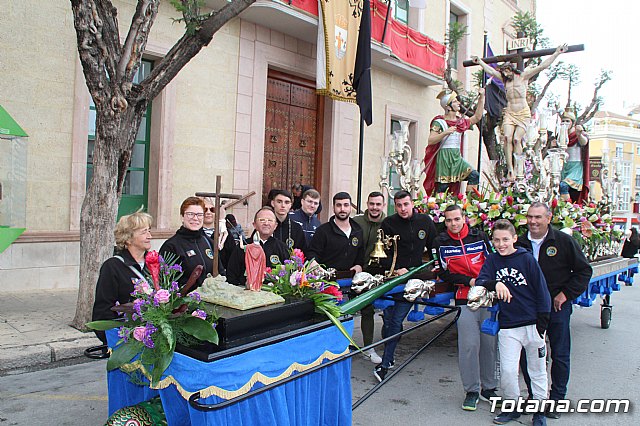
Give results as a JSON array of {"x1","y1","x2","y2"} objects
[
  {"x1": 256, "y1": 218, "x2": 276, "y2": 224},
  {"x1": 184, "y1": 212, "x2": 204, "y2": 219},
  {"x1": 204, "y1": 207, "x2": 215, "y2": 213}
]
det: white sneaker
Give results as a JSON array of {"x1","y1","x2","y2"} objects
[{"x1": 363, "y1": 348, "x2": 382, "y2": 364}]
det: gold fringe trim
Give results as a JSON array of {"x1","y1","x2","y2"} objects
[
  {"x1": 118, "y1": 348, "x2": 350, "y2": 401},
  {"x1": 438, "y1": 168, "x2": 472, "y2": 183}
]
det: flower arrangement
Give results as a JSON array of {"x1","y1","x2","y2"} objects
[
  {"x1": 414, "y1": 189, "x2": 622, "y2": 261},
  {"x1": 264, "y1": 248, "x2": 343, "y2": 319},
  {"x1": 88, "y1": 251, "x2": 218, "y2": 385},
  {"x1": 261, "y1": 248, "x2": 361, "y2": 346}
]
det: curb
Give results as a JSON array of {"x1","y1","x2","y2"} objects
[{"x1": 0, "y1": 336, "x2": 101, "y2": 373}]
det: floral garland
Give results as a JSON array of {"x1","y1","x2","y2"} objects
[{"x1": 414, "y1": 189, "x2": 622, "y2": 261}]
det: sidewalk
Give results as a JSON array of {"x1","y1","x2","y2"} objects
[{"x1": 0, "y1": 290, "x2": 102, "y2": 373}]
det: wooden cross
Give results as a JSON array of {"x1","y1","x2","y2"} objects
[
  {"x1": 196, "y1": 175, "x2": 243, "y2": 277},
  {"x1": 463, "y1": 43, "x2": 584, "y2": 71}
]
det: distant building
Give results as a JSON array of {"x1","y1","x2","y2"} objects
[{"x1": 589, "y1": 111, "x2": 640, "y2": 229}]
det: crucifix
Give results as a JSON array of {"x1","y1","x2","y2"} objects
[
  {"x1": 195, "y1": 175, "x2": 243, "y2": 277},
  {"x1": 463, "y1": 42, "x2": 584, "y2": 181}
]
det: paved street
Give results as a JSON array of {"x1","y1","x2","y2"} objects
[{"x1": 1, "y1": 282, "x2": 639, "y2": 425}]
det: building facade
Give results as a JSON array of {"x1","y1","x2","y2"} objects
[
  {"x1": 0, "y1": 0, "x2": 535, "y2": 292},
  {"x1": 589, "y1": 110, "x2": 640, "y2": 229}
]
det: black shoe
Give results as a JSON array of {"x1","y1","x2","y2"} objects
[
  {"x1": 480, "y1": 388, "x2": 501, "y2": 408},
  {"x1": 373, "y1": 364, "x2": 388, "y2": 382},
  {"x1": 388, "y1": 359, "x2": 395, "y2": 369},
  {"x1": 462, "y1": 392, "x2": 479, "y2": 411},
  {"x1": 544, "y1": 408, "x2": 561, "y2": 419},
  {"x1": 493, "y1": 411, "x2": 521, "y2": 424}
]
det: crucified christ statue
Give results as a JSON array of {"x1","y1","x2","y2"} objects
[{"x1": 471, "y1": 44, "x2": 568, "y2": 181}]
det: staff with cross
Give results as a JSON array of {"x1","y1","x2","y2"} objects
[
  {"x1": 196, "y1": 175, "x2": 243, "y2": 277},
  {"x1": 470, "y1": 44, "x2": 568, "y2": 181}
]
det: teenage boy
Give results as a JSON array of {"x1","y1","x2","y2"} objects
[
  {"x1": 290, "y1": 188, "x2": 322, "y2": 245},
  {"x1": 269, "y1": 189, "x2": 307, "y2": 252},
  {"x1": 475, "y1": 219, "x2": 551, "y2": 426},
  {"x1": 435, "y1": 204, "x2": 498, "y2": 411}
]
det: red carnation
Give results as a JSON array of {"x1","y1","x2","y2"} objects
[
  {"x1": 457, "y1": 193, "x2": 464, "y2": 200},
  {"x1": 506, "y1": 195, "x2": 514, "y2": 206},
  {"x1": 321, "y1": 285, "x2": 343, "y2": 301},
  {"x1": 145, "y1": 250, "x2": 161, "y2": 291},
  {"x1": 480, "y1": 213, "x2": 488, "y2": 221},
  {"x1": 551, "y1": 198, "x2": 558, "y2": 209}
]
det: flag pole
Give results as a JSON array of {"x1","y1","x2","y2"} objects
[
  {"x1": 477, "y1": 32, "x2": 488, "y2": 172},
  {"x1": 357, "y1": 113, "x2": 365, "y2": 213}
]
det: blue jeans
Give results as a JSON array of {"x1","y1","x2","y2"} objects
[
  {"x1": 522, "y1": 302, "x2": 572, "y2": 400},
  {"x1": 381, "y1": 300, "x2": 413, "y2": 368}
]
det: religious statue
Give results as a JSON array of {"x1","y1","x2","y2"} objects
[
  {"x1": 245, "y1": 241, "x2": 267, "y2": 291},
  {"x1": 471, "y1": 44, "x2": 568, "y2": 181},
  {"x1": 558, "y1": 108, "x2": 589, "y2": 202},
  {"x1": 423, "y1": 88, "x2": 484, "y2": 196}
]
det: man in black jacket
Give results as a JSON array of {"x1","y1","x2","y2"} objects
[
  {"x1": 518, "y1": 202, "x2": 592, "y2": 418},
  {"x1": 226, "y1": 207, "x2": 289, "y2": 287},
  {"x1": 270, "y1": 189, "x2": 307, "y2": 252},
  {"x1": 307, "y1": 192, "x2": 364, "y2": 273},
  {"x1": 374, "y1": 191, "x2": 437, "y2": 382}
]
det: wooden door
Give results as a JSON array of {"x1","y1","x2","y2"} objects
[{"x1": 263, "y1": 72, "x2": 322, "y2": 206}]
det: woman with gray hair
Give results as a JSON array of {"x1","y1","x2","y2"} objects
[{"x1": 92, "y1": 210, "x2": 153, "y2": 344}]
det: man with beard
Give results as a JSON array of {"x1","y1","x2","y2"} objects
[
  {"x1": 306, "y1": 192, "x2": 364, "y2": 275},
  {"x1": 472, "y1": 44, "x2": 567, "y2": 181},
  {"x1": 374, "y1": 191, "x2": 437, "y2": 382},
  {"x1": 269, "y1": 189, "x2": 307, "y2": 252},
  {"x1": 424, "y1": 88, "x2": 484, "y2": 196},
  {"x1": 353, "y1": 191, "x2": 386, "y2": 364}
]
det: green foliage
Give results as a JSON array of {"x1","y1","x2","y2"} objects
[{"x1": 170, "y1": 0, "x2": 213, "y2": 35}]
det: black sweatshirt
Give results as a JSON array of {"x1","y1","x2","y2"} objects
[
  {"x1": 226, "y1": 236, "x2": 290, "y2": 286},
  {"x1": 92, "y1": 249, "x2": 143, "y2": 321},
  {"x1": 160, "y1": 226, "x2": 214, "y2": 288},
  {"x1": 380, "y1": 211, "x2": 437, "y2": 269},
  {"x1": 306, "y1": 217, "x2": 365, "y2": 271}
]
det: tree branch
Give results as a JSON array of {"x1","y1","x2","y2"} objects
[
  {"x1": 531, "y1": 72, "x2": 558, "y2": 112},
  {"x1": 139, "y1": 0, "x2": 255, "y2": 102},
  {"x1": 118, "y1": 0, "x2": 160, "y2": 83},
  {"x1": 71, "y1": 0, "x2": 122, "y2": 104}
]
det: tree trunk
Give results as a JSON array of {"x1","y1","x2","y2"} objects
[
  {"x1": 71, "y1": 105, "x2": 143, "y2": 330},
  {"x1": 69, "y1": 0, "x2": 257, "y2": 329}
]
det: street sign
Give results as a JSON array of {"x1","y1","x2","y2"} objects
[{"x1": 507, "y1": 37, "x2": 531, "y2": 51}]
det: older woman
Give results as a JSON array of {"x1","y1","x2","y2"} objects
[
  {"x1": 92, "y1": 211, "x2": 153, "y2": 344},
  {"x1": 160, "y1": 196, "x2": 214, "y2": 288}
]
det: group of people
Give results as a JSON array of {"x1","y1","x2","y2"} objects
[
  {"x1": 91, "y1": 179, "x2": 594, "y2": 426},
  {"x1": 435, "y1": 202, "x2": 592, "y2": 425}
]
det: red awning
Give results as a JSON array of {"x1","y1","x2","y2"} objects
[
  {"x1": 612, "y1": 217, "x2": 627, "y2": 223},
  {"x1": 632, "y1": 218, "x2": 639, "y2": 224}
]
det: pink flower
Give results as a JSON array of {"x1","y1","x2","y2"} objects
[
  {"x1": 154, "y1": 289, "x2": 171, "y2": 304},
  {"x1": 292, "y1": 248, "x2": 305, "y2": 263},
  {"x1": 132, "y1": 326, "x2": 147, "y2": 342},
  {"x1": 191, "y1": 309, "x2": 207, "y2": 320},
  {"x1": 290, "y1": 271, "x2": 303, "y2": 286},
  {"x1": 134, "y1": 280, "x2": 152, "y2": 295}
]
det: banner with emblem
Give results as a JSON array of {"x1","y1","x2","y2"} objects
[{"x1": 316, "y1": 0, "x2": 364, "y2": 102}]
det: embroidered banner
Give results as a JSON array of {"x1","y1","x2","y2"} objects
[{"x1": 316, "y1": 0, "x2": 365, "y2": 102}]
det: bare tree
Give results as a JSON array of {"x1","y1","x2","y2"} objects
[
  {"x1": 577, "y1": 70, "x2": 613, "y2": 125},
  {"x1": 70, "y1": 0, "x2": 256, "y2": 329}
]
